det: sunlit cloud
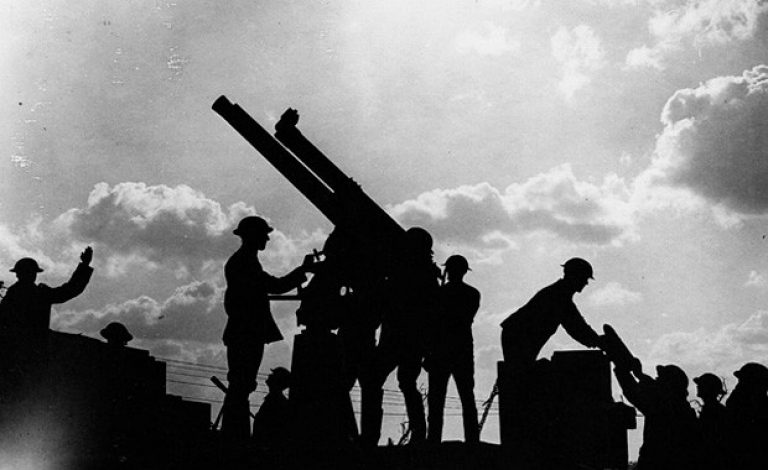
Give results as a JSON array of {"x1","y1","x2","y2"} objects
[
  {"x1": 390, "y1": 164, "x2": 636, "y2": 248},
  {"x1": 745, "y1": 270, "x2": 767, "y2": 288},
  {"x1": 456, "y1": 22, "x2": 521, "y2": 56},
  {"x1": 640, "y1": 65, "x2": 768, "y2": 218},
  {"x1": 626, "y1": 0, "x2": 768, "y2": 70},
  {"x1": 551, "y1": 25, "x2": 605, "y2": 99},
  {"x1": 588, "y1": 281, "x2": 642, "y2": 307},
  {"x1": 648, "y1": 310, "x2": 768, "y2": 377}
]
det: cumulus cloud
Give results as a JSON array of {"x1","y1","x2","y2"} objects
[
  {"x1": 55, "y1": 182, "x2": 251, "y2": 271},
  {"x1": 54, "y1": 280, "x2": 225, "y2": 343},
  {"x1": 648, "y1": 310, "x2": 768, "y2": 376},
  {"x1": 643, "y1": 65, "x2": 768, "y2": 217},
  {"x1": 551, "y1": 25, "x2": 605, "y2": 99},
  {"x1": 456, "y1": 22, "x2": 521, "y2": 56},
  {"x1": 745, "y1": 270, "x2": 767, "y2": 287},
  {"x1": 626, "y1": 0, "x2": 768, "y2": 70},
  {"x1": 52, "y1": 279, "x2": 300, "y2": 371},
  {"x1": 588, "y1": 281, "x2": 642, "y2": 307},
  {"x1": 389, "y1": 164, "x2": 635, "y2": 251},
  {"x1": 52, "y1": 182, "x2": 325, "y2": 276}
]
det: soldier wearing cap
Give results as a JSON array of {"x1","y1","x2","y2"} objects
[
  {"x1": 361, "y1": 227, "x2": 441, "y2": 447},
  {"x1": 694, "y1": 373, "x2": 729, "y2": 470},
  {"x1": 500, "y1": 258, "x2": 603, "y2": 370},
  {"x1": 252, "y1": 367, "x2": 292, "y2": 452},
  {"x1": 726, "y1": 362, "x2": 768, "y2": 469},
  {"x1": 221, "y1": 216, "x2": 314, "y2": 443},
  {"x1": 426, "y1": 254, "x2": 481, "y2": 445},
  {"x1": 0, "y1": 247, "x2": 94, "y2": 335},
  {"x1": 0, "y1": 247, "x2": 94, "y2": 401},
  {"x1": 613, "y1": 361, "x2": 699, "y2": 470}
]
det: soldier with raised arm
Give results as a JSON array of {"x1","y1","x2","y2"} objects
[
  {"x1": 0, "y1": 247, "x2": 94, "y2": 401},
  {"x1": 221, "y1": 216, "x2": 314, "y2": 444},
  {"x1": 0, "y1": 247, "x2": 94, "y2": 335}
]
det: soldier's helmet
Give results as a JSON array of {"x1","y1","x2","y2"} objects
[
  {"x1": 405, "y1": 227, "x2": 433, "y2": 253},
  {"x1": 562, "y1": 257, "x2": 594, "y2": 280},
  {"x1": 656, "y1": 364, "x2": 689, "y2": 394},
  {"x1": 734, "y1": 362, "x2": 768, "y2": 387},
  {"x1": 10, "y1": 257, "x2": 44, "y2": 274},
  {"x1": 100, "y1": 322, "x2": 134, "y2": 346},
  {"x1": 443, "y1": 255, "x2": 471, "y2": 274},
  {"x1": 266, "y1": 367, "x2": 291, "y2": 391},
  {"x1": 233, "y1": 216, "x2": 273, "y2": 237},
  {"x1": 694, "y1": 373, "x2": 726, "y2": 397}
]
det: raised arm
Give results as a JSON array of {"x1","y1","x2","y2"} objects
[{"x1": 47, "y1": 247, "x2": 94, "y2": 304}]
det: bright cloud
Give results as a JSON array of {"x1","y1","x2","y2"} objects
[
  {"x1": 644, "y1": 65, "x2": 768, "y2": 217},
  {"x1": 551, "y1": 25, "x2": 605, "y2": 99},
  {"x1": 626, "y1": 0, "x2": 768, "y2": 70},
  {"x1": 52, "y1": 182, "x2": 324, "y2": 275},
  {"x1": 648, "y1": 310, "x2": 768, "y2": 377},
  {"x1": 456, "y1": 22, "x2": 521, "y2": 56},
  {"x1": 588, "y1": 281, "x2": 643, "y2": 307},
  {"x1": 745, "y1": 270, "x2": 767, "y2": 287},
  {"x1": 389, "y1": 164, "x2": 635, "y2": 249},
  {"x1": 54, "y1": 280, "x2": 225, "y2": 344}
]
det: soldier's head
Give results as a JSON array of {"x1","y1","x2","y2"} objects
[
  {"x1": 10, "y1": 257, "x2": 44, "y2": 284},
  {"x1": 266, "y1": 367, "x2": 291, "y2": 392},
  {"x1": 405, "y1": 227, "x2": 434, "y2": 259},
  {"x1": 443, "y1": 254, "x2": 470, "y2": 282},
  {"x1": 733, "y1": 362, "x2": 768, "y2": 392},
  {"x1": 233, "y1": 216, "x2": 273, "y2": 250},
  {"x1": 656, "y1": 364, "x2": 689, "y2": 399},
  {"x1": 694, "y1": 373, "x2": 726, "y2": 402},
  {"x1": 561, "y1": 257, "x2": 594, "y2": 293}
]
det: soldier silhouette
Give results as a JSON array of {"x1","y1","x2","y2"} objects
[
  {"x1": 725, "y1": 362, "x2": 768, "y2": 470},
  {"x1": 252, "y1": 367, "x2": 292, "y2": 451},
  {"x1": 426, "y1": 255, "x2": 480, "y2": 445},
  {"x1": 500, "y1": 258, "x2": 603, "y2": 371},
  {"x1": 360, "y1": 227, "x2": 441, "y2": 447},
  {"x1": 0, "y1": 247, "x2": 94, "y2": 334},
  {"x1": 221, "y1": 216, "x2": 313, "y2": 444},
  {"x1": 0, "y1": 247, "x2": 94, "y2": 402},
  {"x1": 614, "y1": 360, "x2": 698, "y2": 470},
  {"x1": 694, "y1": 373, "x2": 729, "y2": 470}
]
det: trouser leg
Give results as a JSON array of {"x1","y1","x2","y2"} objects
[
  {"x1": 223, "y1": 342, "x2": 264, "y2": 442},
  {"x1": 426, "y1": 368, "x2": 449, "y2": 444},
  {"x1": 398, "y1": 352, "x2": 425, "y2": 443},
  {"x1": 360, "y1": 345, "x2": 397, "y2": 447},
  {"x1": 453, "y1": 353, "x2": 479, "y2": 444}
]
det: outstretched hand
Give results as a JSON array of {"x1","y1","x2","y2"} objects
[{"x1": 80, "y1": 246, "x2": 93, "y2": 266}]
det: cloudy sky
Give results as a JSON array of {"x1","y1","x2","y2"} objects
[{"x1": 2, "y1": 0, "x2": 768, "y2": 453}]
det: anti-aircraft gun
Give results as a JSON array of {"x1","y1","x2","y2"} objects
[
  {"x1": 212, "y1": 97, "x2": 408, "y2": 330},
  {"x1": 212, "y1": 96, "x2": 418, "y2": 449}
]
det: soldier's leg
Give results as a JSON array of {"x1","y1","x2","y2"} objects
[
  {"x1": 397, "y1": 351, "x2": 426, "y2": 443},
  {"x1": 223, "y1": 342, "x2": 264, "y2": 442},
  {"x1": 360, "y1": 342, "x2": 398, "y2": 447},
  {"x1": 426, "y1": 366, "x2": 450, "y2": 444},
  {"x1": 453, "y1": 353, "x2": 479, "y2": 444}
]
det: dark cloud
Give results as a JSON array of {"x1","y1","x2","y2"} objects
[
  {"x1": 389, "y1": 165, "x2": 633, "y2": 247},
  {"x1": 651, "y1": 65, "x2": 768, "y2": 214}
]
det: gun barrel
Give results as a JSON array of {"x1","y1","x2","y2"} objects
[
  {"x1": 212, "y1": 96, "x2": 340, "y2": 225},
  {"x1": 274, "y1": 109, "x2": 405, "y2": 241}
]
